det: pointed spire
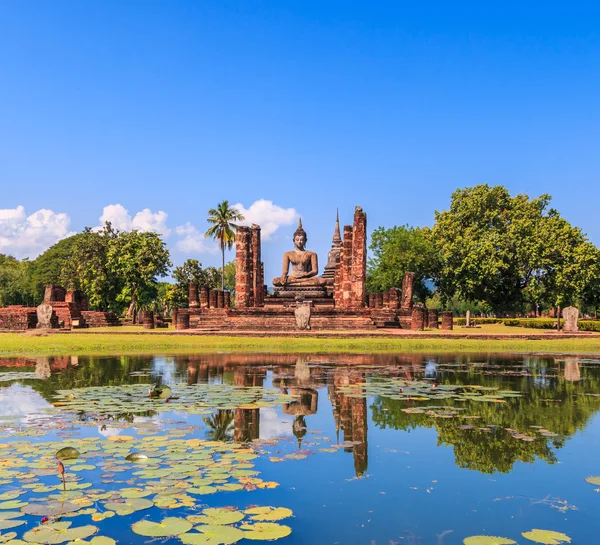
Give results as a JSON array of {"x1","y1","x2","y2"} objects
[
  {"x1": 332, "y1": 208, "x2": 341, "y2": 245},
  {"x1": 298, "y1": 217, "x2": 302, "y2": 229}
]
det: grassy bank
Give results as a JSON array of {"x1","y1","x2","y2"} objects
[{"x1": 2, "y1": 332, "x2": 600, "y2": 357}]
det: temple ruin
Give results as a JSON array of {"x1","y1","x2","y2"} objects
[{"x1": 176, "y1": 205, "x2": 449, "y2": 331}]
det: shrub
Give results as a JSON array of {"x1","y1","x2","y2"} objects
[{"x1": 454, "y1": 317, "x2": 504, "y2": 326}]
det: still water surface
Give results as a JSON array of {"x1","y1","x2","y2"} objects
[{"x1": 1, "y1": 353, "x2": 599, "y2": 545}]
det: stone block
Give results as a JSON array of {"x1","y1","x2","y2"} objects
[
  {"x1": 200, "y1": 286, "x2": 209, "y2": 309},
  {"x1": 427, "y1": 308, "x2": 439, "y2": 329},
  {"x1": 176, "y1": 313, "x2": 190, "y2": 330},
  {"x1": 411, "y1": 305, "x2": 425, "y2": 330},
  {"x1": 141, "y1": 310, "x2": 154, "y2": 329},
  {"x1": 189, "y1": 283, "x2": 199, "y2": 308},
  {"x1": 401, "y1": 272, "x2": 415, "y2": 310},
  {"x1": 562, "y1": 306, "x2": 579, "y2": 332},
  {"x1": 36, "y1": 303, "x2": 55, "y2": 329}
]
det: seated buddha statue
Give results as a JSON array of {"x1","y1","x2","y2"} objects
[{"x1": 273, "y1": 219, "x2": 331, "y2": 287}]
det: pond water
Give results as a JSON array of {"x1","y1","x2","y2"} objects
[{"x1": 1, "y1": 353, "x2": 599, "y2": 545}]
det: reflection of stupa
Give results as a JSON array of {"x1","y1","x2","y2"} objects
[
  {"x1": 563, "y1": 359, "x2": 581, "y2": 382},
  {"x1": 34, "y1": 357, "x2": 51, "y2": 380},
  {"x1": 328, "y1": 368, "x2": 368, "y2": 477}
]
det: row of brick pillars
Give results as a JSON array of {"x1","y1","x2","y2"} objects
[{"x1": 189, "y1": 284, "x2": 231, "y2": 309}]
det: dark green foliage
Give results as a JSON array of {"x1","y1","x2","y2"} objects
[
  {"x1": 367, "y1": 225, "x2": 438, "y2": 302},
  {"x1": 0, "y1": 254, "x2": 35, "y2": 306}
]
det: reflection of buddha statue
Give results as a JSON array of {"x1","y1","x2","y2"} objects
[{"x1": 272, "y1": 219, "x2": 330, "y2": 288}]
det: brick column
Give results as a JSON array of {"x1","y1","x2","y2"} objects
[
  {"x1": 441, "y1": 311, "x2": 453, "y2": 330},
  {"x1": 375, "y1": 293, "x2": 383, "y2": 309},
  {"x1": 200, "y1": 286, "x2": 209, "y2": 309},
  {"x1": 251, "y1": 225, "x2": 264, "y2": 307},
  {"x1": 349, "y1": 207, "x2": 367, "y2": 308},
  {"x1": 235, "y1": 227, "x2": 252, "y2": 308},
  {"x1": 224, "y1": 292, "x2": 231, "y2": 308},
  {"x1": 411, "y1": 306, "x2": 425, "y2": 330},
  {"x1": 383, "y1": 290, "x2": 390, "y2": 308},
  {"x1": 389, "y1": 288, "x2": 400, "y2": 309},
  {"x1": 189, "y1": 283, "x2": 199, "y2": 308},
  {"x1": 368, "y1": 294, "x2": 376, "y2": 308},
  {"x1": 176, "y1": 313, "x2": 190, "y2": 330},
  {"x1": 401, "y1": 272, "x2": 415, "y2": 310},
  {"x1": 141, "y1": 310, "x2": 154, "y2": 329},
  {"x1": 217, "y1": 291, "x2": 225, "y2": 309},
  {"x1": 209, "y1": 290, "x2": 218, "y2": 309},
  {"x1": 427, "y1": 309, "x2": 439, "y2": 329}
]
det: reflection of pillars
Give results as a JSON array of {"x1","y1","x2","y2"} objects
[
  {"x1": 187, "y1": 363, "x2": 199, "y2": 385},
  {"x1": 198, "y1": 363, "x2": 209, "y2": 383},
  {"x1": 564, "y1": 359, "x2": 581, "y2": 382},
  {"x1": 234, "y1": 408, "x2": 260, "y2": 442},
  {"x1": 330, "y1": 369, "x2": 368, "y2": 477}
]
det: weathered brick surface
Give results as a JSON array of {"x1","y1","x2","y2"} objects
[
  {"x1": 189, "y1": 283, "x2": 200, "y2": 308},
  {"x1": 368, "y1": 294, "x2": 376, "y2": 308},
  {"x1": 217, "y1": 291, "x2": 225, "y2": 309},
  {"x1": 224, "y1": 292, "x2": 231, "y2": 308},
  {"x1": 383, "y1": 290, "x2": 390, "y2": 308},
  {"x1": 251, "y1": 225, "x2": 264, "y2": 307},
  {"x1": 411, "y1": 305, "x2": 425, "y2": 330},
  {"x1": 80, "y1": 311, "x2": 120, "y2": 327},
  {"x1": 65, "y1": 290, "x2": 89, "y2": 311},
  {"x1": 235, "y1": 225, "x2": 264, "y2": 308},
  {"x1": 397, "y1": 309, "x2": 412, "y2": 329},
  {"x1": 200, "y1": 286, "x2": 209, "y2": 309},
  {"x1": 401, "y1": 272, "x2": 415, "y2": 310},
  {"x1": 176, "y1": 313, "x2": 190, "y2": 330},
  {"x1": 389, "y1": 288, "x2": 400, "y2": 309},
  {"x1": 427, "y1": 308, "x2": 439, "y2": 329},
  {"x1": 375, "y1": 293, "x2": 383, "y2": 309},
  {"x1": 209, "y1": 290, "x2": 218, "y2": 309},
  {"x1": 44, "y1": 284, "x2": 66, "y2": 303},
  {"x1": 0, "y1": 307, "x2": 37, "y2": 330},
  {"x1": 141, "y1": 310, "x2": 155, "y2": 329},
  {"x1": 441, "y1": 311, "x2": 453, "y2": 330}
]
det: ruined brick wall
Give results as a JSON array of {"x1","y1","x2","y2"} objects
[
  {"x1": 235, "y1": 226, "x2": 264, "y2": 308},
  {"x1": 441, "y1": 311, "x2": 453, "y2": 330},
  {"x1": 44, "y1": 285, "x2": 66, "y2": 303},
  {"x1": 334, "y1": 207, "x2": 367, "y2": 309},
  {"x1": 0, "y1": 307, "x2": 37, "y2": 330}
]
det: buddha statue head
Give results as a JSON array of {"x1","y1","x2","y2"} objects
[{"x1": 293, "y1": 219, "x2": 307, "y2": 251}]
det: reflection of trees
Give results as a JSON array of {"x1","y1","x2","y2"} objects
[
  {"x1": 203, "y1": 410, "x2": 234, "y2": 441},
  {"x1": 371, "y1": 357, "x2": 600, "y2": 474}
]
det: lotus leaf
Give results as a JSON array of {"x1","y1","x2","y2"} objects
[
  {"x1": 103, "y1": 498, "x2": 153, "y2": 516},
  {"x1": 131, "y1": 517, "x2": 193, "y2": 537},
  {"x1": 0, "y1": 512, "x2": 23, "y2": 520},
  {"x1": 55, "y1": 448, "x2": 80, "y2": 461},
  {"x1": 521, "y1": 530, "x2": 571, "y2": 544},
  {"x1": 194, "y1": 508, "x2": 245, "y2": 525},
  {"x1": 0, "y1": 518, "x2": 26, "y2": 530},
  {"x1": 0, "y1": 501, "x2": 26, "y2": 510},
  {"x1": 584, "y1": 476, "x2": 600, "y2": 486},
  {"x1": 463, "y1": 537, "x2": 517, "y2": 545},
  {"x1": 0, "y1": 492, "x2": 24, "y2": 501},
  {"x1": 89, "y1": 537, "x2": 117, "y2": 545},
  {"x1": 21, "y1": 502, "x2": 83, "y2": 517},
  {"x1": 240, "y1": 523, "x2": 292, "y2": 541},
  {"x1": 181, "y1": 525, "x2": 245, "y2": 545},
  {"x1": 245, "y1": 507, "x2": 293, "y2": 522},
  {"x1": 23, "y1": 521, "x2": 98, "y2": 544}
]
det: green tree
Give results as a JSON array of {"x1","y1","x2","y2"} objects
[
  {"x1": 205, "y1": 201, "x2": 244, "y2": 291},
  {"x1": 0, "y1": 254, "x2": 34, "y2": 306},
  {"x1": 107, "y1": 230, "x2": 171, "y2": 321},
  {"x1": 367, "y1": 225, "x2": 438, "y2": 302},
  {"x1": 29, "y1": 235, "x2": 83, "y2": 303},
  {"x1": 432, "y1": 184, "x2": 599, "y2": 315},
  {"x1": 171, "y1": 259, "x2": 210, "y2": 307},
  {"x1": 61, "y1": 224, "x2": 121, "y2": 311}
]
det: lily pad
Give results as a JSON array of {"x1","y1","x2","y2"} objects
[
  {"x1": 181, "y1": 525, "x2": 245, "y2": 545},
  {"x1": 22, "y1": 521, "x2": 98, "y2": 544},
  {"x1": 194, "y1": 508, "x2": 245, "y2": 525},
  {"x1": 103, "y1": 498, "x2": 154, "y2": 516},
  {"x1": 55, "y1": 448, "x2": 81, "y2": 460},
  {"x1": 522, "y1": 529, "x2": 571, "y2": 544},
  {"x1": 584, "y1": 476, "x2": 600, "y2": 486},
  {"x1": 464, "y1": 538, "x2": 517, "y2": 545},
  {"x1": 240, "y1": 522, "x2": 292, "y2": 541},
  {"x1": 244, "y1": 507, "x2": 292, "y2": 522},
  {"x1": 131, "y1": 517, "x2": 193, "y2": 537}
]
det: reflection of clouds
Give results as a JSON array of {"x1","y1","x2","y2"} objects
[
  {"x1": 97, "y1": 426, "x2": 122, "y2": 437},
  {"x1": 259, "y1": 407, "x2": 294, "y2": 439},
  {"x1": 424, "y1": 359, "x2": 437, "y2": 377},
  {"x1": 0, "y1": 384, "x2": 53, "y2": 417},
  {"x1": 151, "y1": 356, "x2": 177, "y2": 385}
]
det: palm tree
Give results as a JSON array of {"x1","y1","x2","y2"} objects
[
  {"x1": 203, "y1": 410, "x2": 234, "y2": 442},
  {"x1": 205, "y1": 201, "x2": 244, "y2": 290}
]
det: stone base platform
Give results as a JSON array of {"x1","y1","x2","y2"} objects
[{"x1": 270, "y1": 285, "x2": 332, "y2": 299}]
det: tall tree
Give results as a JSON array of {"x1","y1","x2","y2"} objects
[
  {"x1": 432, "y1": 184, "x2": 600, "y2": 314},
  {"x1": 367, "y1": 225, "x2": 438, "y2": 302},
  {"x1": 204, "y1": 201, "x2": 244, "y2": 291},
  {"x1": 107, "y1": 230, "x2": 171, "y2": 321},
  {"x1": 171, "y1": 259, "x2": 210, "y2": 307},
  {"x1": 61, "y1": 224, "x2": 120, "y2": 311}
]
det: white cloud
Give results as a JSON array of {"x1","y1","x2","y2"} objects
[
  {"x1": 233, "y1": 199, "x2": 298, "y2": 240},
  {"x1": 174, "y1": 223, "x2": 217, "y2": 254},
  {"x1": 99, "y1": 204, "x2": 171, "y2": 236},
  {"x1": 0, "y1": 205, "x2": 72, "y2": 259}
]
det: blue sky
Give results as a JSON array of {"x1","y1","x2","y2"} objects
[{"x1": 1, "y1": 1, "x2": 599, "y2": 281}]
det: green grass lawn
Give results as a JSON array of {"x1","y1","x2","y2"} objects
[{"x1": 2, "y1": 329, "x2": 600, "y2": 357}]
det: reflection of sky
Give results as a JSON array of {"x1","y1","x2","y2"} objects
[
  {"x1": 151, "y1": 356, "x2": 177, "y2": 385},
  {"x1": 424, "y1": 359, "x2": 437, "y2": 377},
  {"x1": 0, "y1": 383, "x2": 53, "y2": 417},
  {"x1": 259, "y1": 407, "x2": 294, "y2": 439}
]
